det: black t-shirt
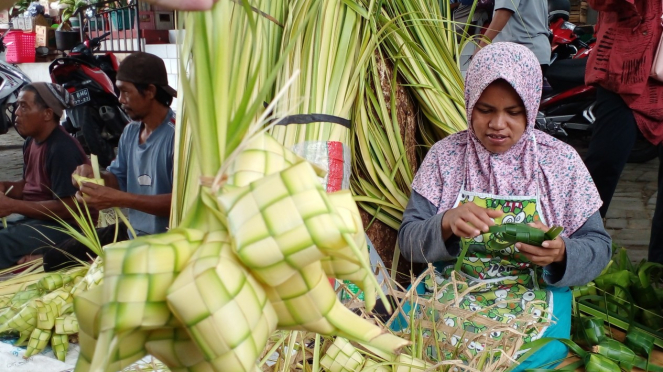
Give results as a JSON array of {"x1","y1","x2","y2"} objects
[{"x1": 23, "y1": 126, "x2": 88, "y2": 202}]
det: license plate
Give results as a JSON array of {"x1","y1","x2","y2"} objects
[{"x1": 72, "y1": 88, "x2": 91, "y2": 106}]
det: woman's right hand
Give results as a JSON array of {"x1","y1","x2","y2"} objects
[{"x1": 442, "y1": 203, "x2": 503, "y2": 240}]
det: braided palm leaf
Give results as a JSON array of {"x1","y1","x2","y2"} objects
[
  {"x1": 167, "y1": 231, "x2": 278, "y2": 371},
  {"x1": 145, "y1": 328, "x2": 216, "y2": 372}
]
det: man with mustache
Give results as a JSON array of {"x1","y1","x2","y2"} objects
[
  {"x1": 43, "y1": 52, "x2": 176, "y2": 270},
  {"x1": 0, "y1": 83, "x2": 88, "y2": 269}
]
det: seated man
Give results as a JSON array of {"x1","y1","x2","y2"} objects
[
  {"x1": 0, "y1": 83, "x2": 88, "y2": 269},
  {"x1": 43, "y1": 52, "x2": 177, "y2": 271}
]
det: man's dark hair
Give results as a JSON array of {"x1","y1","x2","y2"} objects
[
  {"x1": 134, "y1": 83, "x2": 174, "y2": 108},
  {"x1": 20, "y1": 85, "x2": 60, "y2": 122}
]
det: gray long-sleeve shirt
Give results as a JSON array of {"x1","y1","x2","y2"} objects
[{"x1": 398, "y1": 191, "x2": 612, "y2": 287}]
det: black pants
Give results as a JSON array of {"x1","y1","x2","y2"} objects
[
  {"x1": 584, "y1": 87, "x2": 663, "y2": 263},
  {"x1": 42, "y1": 222, "x2": 128, "y2": 272},
  {"x1": 0, "y1": 216, "x2": 75, "y2": 270}
]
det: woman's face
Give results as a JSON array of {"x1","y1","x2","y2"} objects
[{"x1": 471, "y1": 80, "x2": 527, "y2": 154}]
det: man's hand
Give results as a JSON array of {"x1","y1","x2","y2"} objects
[
  {"x1": 0, "y1": 192, "x2": 15, "y2": 218},
  {"x1": 76, "y1": 182, "x2": 125, "y2": 210},
  {"x1": 515, "y1": 221, "x2": 566, "y2": 267},
  {"x1": 442, "y1": 203, "x2": 504, "y2": 240},
  {"x1": 142, "y1": 0, "x2": 218, "y2": 10},
  {"x1": 72, "y1": 165, "x2": 95, "y2": 188}
]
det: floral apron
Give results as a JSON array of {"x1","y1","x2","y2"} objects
[
  {"x1": 418, "y1": 134, "x2": 556, "y2": 360},
  {"x1": 420, "y1": 189, "x2": 553, "y2": 357}
]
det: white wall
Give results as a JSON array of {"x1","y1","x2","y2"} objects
[
  {"x1": 144, "y1": 43, "x2": 179, "y2": 109},
  {"x1": 12, "y1": 43, "x2": 180, "y2": 109}
]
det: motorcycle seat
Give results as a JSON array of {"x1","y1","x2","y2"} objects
[
  {"x1": 546, "y1": 58, "x2": 587, "y2": 85},
  {"x1": 546, "y1": 57, "x2": 587, "y2": 92}
]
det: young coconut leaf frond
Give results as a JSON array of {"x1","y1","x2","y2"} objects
[
  {"x1": 372, "y1": 0, "x2": 468, "y2": 145},
  {"x1": 269, "y1": 0, "x2": 368, "y2": 150}
]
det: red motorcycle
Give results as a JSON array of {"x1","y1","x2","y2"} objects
[
  {"x1": 49, "y1": 32, "x2": 129, "y2": 167},
  {"x1": 537, "y1": 17, "x2": 596, "y2": 135},
  {"x1": 537, "y1": 3, "x2": 657, "y2": 163}
]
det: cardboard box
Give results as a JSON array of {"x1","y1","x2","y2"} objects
[
  {"x1": 24, "y1": 16, "x2": 33, "y2": 31},
  {"x1": 154, "y1": 11, "x2": 174, "y2": 30},
  {"x1": 23, "y1": 15, "x2": 51, "y2": 32},
  {"x1": 138, "y1": 11, "x2": 155, "y2": 30},
  {"x1": 15, "y1": 17, "x2": 25, "y2": 30},
  {"x1": 35, "y1": 24, "x2": 55, "y2": 47},
  {"x1": 142, "y1": 29, "x2": 169, "y2": 44},
  {"x1": 0, "y1": 10, "x2": 9, "y2": 24}
]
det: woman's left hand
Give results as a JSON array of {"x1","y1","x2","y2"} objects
[{"x1": 515, "y1": 221, "x2": 566, "y2": 267}]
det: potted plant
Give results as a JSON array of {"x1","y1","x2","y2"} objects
[
  {"x1": 59, "y1": 0, "x2": 88, "y2": 27},
  {"x1": 13, "y1": 0, "x2": 31, "y2": 15},
  {"x1": 54, "y1": 0, "x2": 86, "y2": 50}
]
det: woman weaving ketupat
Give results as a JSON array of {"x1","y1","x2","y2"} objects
[{"x1": 397, "y1": 42, "x2": 611, "y2": 370}]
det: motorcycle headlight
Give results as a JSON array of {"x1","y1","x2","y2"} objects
[{"x1": 562, "y1": 21, "x2": 576, "y2": 31}]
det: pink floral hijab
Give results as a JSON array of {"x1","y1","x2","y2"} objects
[{"x1": 411, "y1": 42, "x2": 602, "y2": 235}]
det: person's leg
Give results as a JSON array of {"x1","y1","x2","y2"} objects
[
  {"x1": 0, "y1": 218, "x2": 74, "y2": 269},
  {"x1": 42, "y1": 223, "x2": 128, "y2": 272},
  {"x1": 584, "y1": 87, "x2": 639, "y2": 217},
  {"x1": 648, "y1": 145, "x2": 663, "y2": 263}
]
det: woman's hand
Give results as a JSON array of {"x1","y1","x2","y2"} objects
[
  {"x1": 515, "y1": 221, "x2": 566, "y2": 267},
  {"x1": 442, "y1": 203, "x2": 503, "y2": 240}
]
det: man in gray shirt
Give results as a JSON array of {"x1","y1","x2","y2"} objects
[
  {"x1": 42, "y1": 52, "x2": 176, "y2": 271},
  {"x1": 477, "y1": 0, "x2": 551, "y2": 71}
]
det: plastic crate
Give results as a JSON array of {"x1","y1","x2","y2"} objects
[{"x1": 5, "y1": 31, "x2": 36, "y2": 63}]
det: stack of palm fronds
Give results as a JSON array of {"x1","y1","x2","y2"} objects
[{"x1": 369, "y1": 0, "x2": 469, "y2": 146}]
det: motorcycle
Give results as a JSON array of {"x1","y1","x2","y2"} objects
[
  {"x1": 537, "y1": 2, "x2": 658, "y2": 163},
  {"x1": 49, "y1": 32, "x2": 129, "y2": 167},
  {"x1": 0, "y1": 29, "x2": 32, "y2": 135}
]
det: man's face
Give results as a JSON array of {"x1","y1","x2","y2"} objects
[
  {"x1": 14, "y1": 90, "x2": 48, "y2": 139},
  {"x1": 117, "y1": 80, "x2": 151, "y2": 121}
]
